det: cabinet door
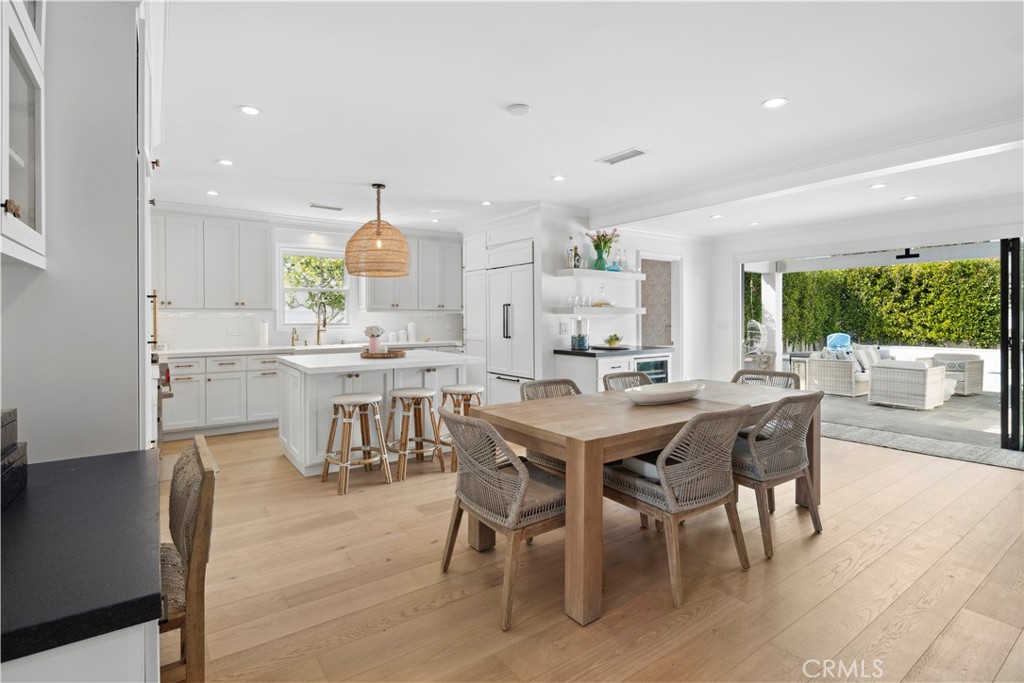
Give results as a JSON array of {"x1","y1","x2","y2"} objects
[
  {"x1": 463, "y1": 233, "x2": 486, "y2": 272},
  {"x1": 162, "y1": 374, "x2": 205, "y2": 431},
  {"x1": 163, "y1": 216, "x2": 204, "y2": 308},
  {"x1": 486, "y1": 269, "x2": 511, "y2": 374},
  {"x1": 393, "y1": 367, "x2": 427, "y2": 391},
  {"x1": 206, "y1": 371, "x2": 247, "y2": 426},
  {"x1": 393, "y1": 238, "x2": 419, "y2": 310},
  {"x1": 434, "y1": 365, "x2": 461, "y2": 393},
  {"x1": 417, "y1": 240, "x2": 442, "y2": 310},
  {"x1": 151, "y1": 216, "x2": 166, "y2": 304},
  {"x1": 277, "y1": 365, "x2": 302, "y2": 456},
  {"x1": 508, "y1": 264, "x2": 535, "y2": 378},
  {"x1": 365, "y1": 277, "x2": 393, "y2": 311},
  {"x1": 463, "y1": 270, "x2": 486, "y2": 341},
  {"x1": 238, "y1": 223, "x2": 271, "y2": 308},
  {"x1": 203, "y1": 219, "x2": 239, "y2": 308},
  {"x1": 487, "y1": 373, "x2": 523, "y2": 406},
  {"x1": 246, "y1": 369, "x2": 278, "y2": 421},
  {"x1": 440, "y1": 242, "x2": 462, "y2": 310}
]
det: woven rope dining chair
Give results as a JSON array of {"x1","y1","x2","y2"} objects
[
  {"x1": 518, "y1": 379, "x2": 581, "y2": 474},
  {"x1": 730, "y1": 369, "x2": 801, "y2": 390},
  {"x1": 731, "y1": 391, "x2": 824, "y2": 559},
  {"x1": 438, "y1": 409, "x2": 567, "y2": 630},
  {"x1": 603, "y1": 405, "x2": 752, "y2": 608},
  {"x1": 603, "y1": 371, "x2": 653, "y2": 392}
]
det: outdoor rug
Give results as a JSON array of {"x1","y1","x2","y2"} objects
[{"x1": 822, "y1": 422, "x2": 1023, "y2": 471}]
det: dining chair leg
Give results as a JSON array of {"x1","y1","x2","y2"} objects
[
  {"x1": 372, "y1": 405, "x2": 393, "y2": 485},
  {"x1": 724, "y1": 496, "x2": 750, "y2": 570},
  {"x1": 184, "y1": 609, "x2": 205, "y2": 683},
  {"x1": 639, "y1": 513, "x2": 650, "y2": 529},
  {"x1": 441, "y1": 498, "x2": 464, "y2": 572},
  {"x1": 767, "y1": 486, "x2": 775, "y2": 513},
  {"x1": 663, "y1": 515, "x2": 684, "y2": 608},
  {"x1": 754, "y1": 484, "x2": 774, "y2": 558},
  {"x1": 501, "y1": 529, "x2": 525, "y2": 631},
  {"x1": 802, "y1": 468, "x2": 823, "y2": 533}
]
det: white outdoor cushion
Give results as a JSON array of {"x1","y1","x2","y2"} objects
[
  {"x1": 875, "y1": 360, "x2": 929, "y2": 370},
  {"x1": 851, "y1": 349, "x2": 871, "y2": 372},
  {"x1": 854, "y1": 372, "x2": 870, "y2": 381},
  {"x1": 946, "y1": 371, "x2": 966, "y2": 381},
  {"x1": 865, "y1": 347, "x2": 881, "y2": 365}
]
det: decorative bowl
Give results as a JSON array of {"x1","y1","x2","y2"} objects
[{"x1": 624, "y1": 381, "x2": 705, "y2": 406}]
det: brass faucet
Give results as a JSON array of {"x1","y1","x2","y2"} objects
[
  {"x1": 291, "y1": 327, "x2": 299, "y2": 346},
  {"x1": 316, "y1": 302, "x2": 328, "y2": 345}
]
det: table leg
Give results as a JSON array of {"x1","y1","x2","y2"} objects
[
  {"x1": 467, "y1": 513, "x2": 495, "y2": 551},
  {"x1": 796, "y1": 407, "x2": 821, "y2": 507},
  {"x1": 564, "y1": 438, "x2": 604, "y2": 626}
]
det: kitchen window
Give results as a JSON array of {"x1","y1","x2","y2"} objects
[{"x1": 280, "y1": 250, "x2": 348, "y2": 326}]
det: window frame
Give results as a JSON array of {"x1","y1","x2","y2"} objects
[{"x1": 277, "y1": 246, "x2": 351, "y2": 330}]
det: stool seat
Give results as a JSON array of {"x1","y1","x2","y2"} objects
[
  {"x1": 440, "y1": 384, "x2": 485, "y2": 395},
  {"x1": 391, "y1": 387, "x2": 435, "y2": 400},
  {"x1": 332, "y1": 393, "x2": 383, "y2": 406}
]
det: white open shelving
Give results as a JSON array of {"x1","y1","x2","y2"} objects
[
  {"x1": 555, "y1": 268, "x2": 645, "y2": 281},
  {"x1": 554, "y1": 306, "x2": 647, "y2": 315}
]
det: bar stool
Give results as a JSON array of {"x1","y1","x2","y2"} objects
[
  {"x1": 321, "y1": 393, "x2": 393, "y2": 495},
  {"x1": 438, "y1": 384, "x2": 485, "y2": 471},
  {"x1": 385, "y1": 388, "x2": 444, "y2": 480}
]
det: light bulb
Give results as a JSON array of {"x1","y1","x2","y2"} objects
[{"x1": 376, "y1": 239, "x2": 382, "y2": 248}]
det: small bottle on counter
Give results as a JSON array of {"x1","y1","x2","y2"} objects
[
  {"x1": 572, "y1": 245, "x2": 582, "y2": 269},
  {"x1": 566, "y1": 237, "x2": 575, "y2": 269}
]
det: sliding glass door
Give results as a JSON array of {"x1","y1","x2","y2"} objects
[{"x1": 1001, "y1": 237, "x2": 1022, "y2": 451}]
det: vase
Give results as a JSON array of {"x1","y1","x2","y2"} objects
[
  {"x1": 593, "y1": 248, "x2": 608, "y2": 271},
  {"x1": 368, "y1": 336, "x2": 380, "y2": 353}
]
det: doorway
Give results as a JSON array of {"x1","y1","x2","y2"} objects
[{"x1": 641, "y1": 259, "x2": 673, "y2": 346}]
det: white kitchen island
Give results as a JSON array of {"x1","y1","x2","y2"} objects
[{"x1": 277, "y1": 350, "x2": 483, "y2": 477}]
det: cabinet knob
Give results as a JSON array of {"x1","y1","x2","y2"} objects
[
  {"x1": 207, "y1": 378, "x2": 211, "y2": 382},
  {"x1": 241, "y1": 302, "x2": 246, "y2": 306}
]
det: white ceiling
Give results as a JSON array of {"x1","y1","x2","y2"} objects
[{"x1": 155, "y1": 2, "x2": 1024, "y2": 236}]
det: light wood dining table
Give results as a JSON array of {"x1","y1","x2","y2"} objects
[{"x1": 468, "y1": 379, "x2": 821, "y2": 626}]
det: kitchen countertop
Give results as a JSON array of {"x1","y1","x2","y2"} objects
[
  {"x1": 279, "y1": 349, "x2": 483, "y2": 375},
  {"x1": 1, "y1": 450, "x2": 162, "y2": 662},
  {"x1": 553, "y1": 346, "x2": 674, "y2": 358},
  {"x1": 164, "y1": 340, "x2": 461, "y2": 358}
]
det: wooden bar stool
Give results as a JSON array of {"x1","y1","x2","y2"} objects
[
  {"x1": 321, "y1": 393, "x2": 393, "y2": 495},
  {"x1": 438, "y1": 384, "x2": 485, "y2": 471},
  {"x1": 385, "y1": 388, "x2": 444, "y2": 480}
]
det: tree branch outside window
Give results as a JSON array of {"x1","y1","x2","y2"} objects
[{"x1": 282, "y1": 253, "x2": 347, "y2": 325}]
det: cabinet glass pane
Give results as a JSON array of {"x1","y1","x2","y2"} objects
[
  {"x1": 24, "y1": 2, "x2": 42, "y2": 40},
  {"x1": 8, "y1": 42, "x2": 39, "y2": 232}
]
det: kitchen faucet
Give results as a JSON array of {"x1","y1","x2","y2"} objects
[
  {"x1": 316, "y1": 302, "x2": 328, "y2": 345},
  {"x1": 291, "y1": 327, "x2": 299, "y2": 346}
]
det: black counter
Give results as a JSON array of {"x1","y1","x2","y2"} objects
[
  {"x1": 1, "y1": 450, "x2": 161, "y2": 662},
  {"x1": 553, "y1": 346, "x2": 674, "y2": 359}
]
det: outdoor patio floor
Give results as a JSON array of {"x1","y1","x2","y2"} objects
[{"x1": 821, "y1": 391, "x2": 1002, "y2": 448}]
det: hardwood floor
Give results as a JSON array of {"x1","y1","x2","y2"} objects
[{"x1": 159, "y1": 429, "x2": 1024, "y2": 682}]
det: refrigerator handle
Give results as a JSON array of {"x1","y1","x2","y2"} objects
[
  {"x1": 502, "y1": 303, "x2": 510, "y2": 339},
  {"x1": 494, "y1": 375, "x2": 521, "y2": 383}
]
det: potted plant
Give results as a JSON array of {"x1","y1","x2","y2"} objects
[
  {"x1": 365, "y1": 325, "x2": 385, "y2": 353},
  {"x1": 605, "y1": 333, "x2": 621, "y2": 347},
  {"x1": 585, "y1": 229, "x2": 620, "y2": 271}
]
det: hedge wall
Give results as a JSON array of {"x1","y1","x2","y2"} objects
[{"x1": 779, "y1": 259, "x2": 1000, "y2": 349}]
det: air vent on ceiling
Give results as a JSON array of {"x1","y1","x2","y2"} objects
[
  {"x1": 308, "y1": 202, "x2": 343, "y2": 211},
  {"x1": 596, "y1": 148, "x2": 647, "y2": 165}
]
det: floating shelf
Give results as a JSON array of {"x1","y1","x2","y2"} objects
[
  {"x1": 555, "y1": 268, "x2": 645, "y2": 281},
  {"x1": 554, "y1": 306, "x2": 646, "y2": 315}
]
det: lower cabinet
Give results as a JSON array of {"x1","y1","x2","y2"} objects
[
  {"x1": 162, "y1": 373, "x2": 206, "y2": 431},
  {"x1": 165, "y1": 354, "x2": 284, "y2": 435},
  {"x1": 206, "y1": 372, "x2": 247, "y2": 426},
  {"x1": 246, "y1": 370, "x2": 279, "y2": 421},
  {"x1": 487, "y1": 373, "x2": 525, "y2": 406}
]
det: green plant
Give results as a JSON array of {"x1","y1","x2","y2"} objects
[{"x1": 605, "y1": 333, "x2": 621, "y2": 345}]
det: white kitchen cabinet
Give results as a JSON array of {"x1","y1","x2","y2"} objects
[
  {"x1": 487, "y1": 373, "x2": 524, "y2": 406},
  {"x1": 463, "y1": 270, "x2": 487, "y2": 388},
  {"x1": 277, "y1": 364, "x2": 302, "y2": 455},
  {"x1": 313, "y1": 369, "x2": 392, "y2": 457},
  {"x1": 366, "y1": 237, "x2": 419, "y2": 310},
  {"x1": 162, "y1": 374, "x2": 205, "y2": 431},
  {"x1": 206, "y1": 371, "x2": 247, "y2": 426},
  {"x1": 487, "y1": 264, "x2": 534, "y2": 378},
  {"x1": 463, "y1": 233, "x2": 486, "y2": 272},
  {"x1": 554, "y1": 353, "x2": 673, "y2": 393},
  {"x1": 203, "y1": 220, "x2": 270, "y2": 309},
  {"x1": 246, "y1": 369, "x2": 279, "y2": 421},
  {"x1": 155, "y1": 215, "x2": 204, "y2": 308},
  {"x1": 393, "y1": 364, "x2": 461, "y2": 397},
  {"x1": 418, "y1": 240, "x2": 462, "y2": 311}
]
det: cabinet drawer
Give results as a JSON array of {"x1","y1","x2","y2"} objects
[
  {"x1": 206, "y1": 356, "x2": 245, "y2": 373},
  {"x1": 246, "y1": 355, "x2": 284, "y2": 370},
  {"x1": 597, "y1": 358, "x2": 631, "y2": 377},
  {"x1": 168, "y1": 358, "x2": 206, "y2": 376}
]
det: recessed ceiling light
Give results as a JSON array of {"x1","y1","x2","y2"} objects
[
  {"x1": 710, "y1": 214, "x2": 723, "y2": 219},
  {"x1": 551, "y1": 175, "x2": 566, "y2": 182},
  {"x1": 749, "y1": 222, "x2": 760, "y2": 226},
  {"x1": 761, "y1": 97, "x2": 788, "y2": 109},
  {"x1": 869, "y1": 183, "x2": 887, "y2": 189},
  {"x1": 206, "y1": 190, "x2": 219, "y2": 196},
  {"x1": 217, "y1": 159, "x2": 234, "y2": 166},
  {"x1": 309, "y1": 233, "x2": 317, "y2": 238},
  {"x1": 506, "y1": 103, "x2": 532, "y2": 117},
  {"x1": 238, "y1": 105, "x2": 261, "y2": 116},
  {"x1": 902, "y1": 195, "x2": 918, "y2": 201},
  {"x1": 431, "y1": 219, "x2": 441, "y2": 223},
  {"x1": 481, "y1": 201, "x2": 492, "y2": 206}
]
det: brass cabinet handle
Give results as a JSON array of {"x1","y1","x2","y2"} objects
[
  {"x1": 260, "y1": 360, "x2": 276, "y2": 364},
  {"x1": 174, "y1": 364, "x2": 194, "y2": 369},
  {"x1": 176, "y1": 376, "x2": 195, "y2": 381},
  {"x1": 260, "y1": 371, "x2": 277, "y2": 377},
  {"x1": 218, "y1": 362, "x2": 237, "y2": 366},
  {"x1": 3, "y1": 199, "x2": 22, "y2": 219},
  {"x1": 241, "y1": 302, "x2": 246, "y2": 306}
]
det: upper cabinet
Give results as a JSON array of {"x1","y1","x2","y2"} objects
[
  {"x1": 203, "y1": 220, "x2": 271, "y2": 309},
  {"x1": 417, "y1": 240, "x2": 462, "y2": 311},
  {"x1": 366, "y1": 237, "x2": 419, "y2": 311},
  {"x1": 154, "y1": 215, "x2": 204, "y2": 308},
  {"x1": 1, "y1": 1, "x2": 46, "y2": 268}
]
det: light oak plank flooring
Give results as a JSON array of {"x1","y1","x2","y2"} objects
[{"x1": 158, "y1": 429, "x2": 1024, "y2": 682}]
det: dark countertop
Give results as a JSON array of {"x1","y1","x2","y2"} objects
[
  {"x1": 1, "y1": 450, "x2": 161, "y2": 662},
  {"x1": 554, "y1": 346, "x2": 675, "y2": 358}
]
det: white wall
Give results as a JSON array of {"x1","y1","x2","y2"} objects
[{"x1": 1, "y1": 2, "x2": 141, "y2": 461}]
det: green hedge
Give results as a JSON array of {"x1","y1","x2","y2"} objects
[{"x1": 778, "y1": 260, "x2": 1000, "y2": 348}]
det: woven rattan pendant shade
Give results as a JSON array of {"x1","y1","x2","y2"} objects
[{"x1": 345, "y1": 184, "x2": 410, "y2": 278}]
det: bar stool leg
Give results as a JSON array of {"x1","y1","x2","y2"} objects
[
  {"x1": 413, "y1": 400, "x2": 426, "y2": 461},
  {"x1": 372, "y1": 403, "x2": 394, "y2": 484},
  {"x1": 397, "y1": 398, "x2": 412, "y2": 481},
  {"x1": 426, "y1": 396, "x2": 445, "y2": 472},
  {"x1": 359, "y1": 406, "x2": 373, "y2": 472},
  {"x1": 322, "y1": 405, "x2": 340, "y2": 482},
  {"x1": 338, "y1": 406, "x2": 354, "y2": 495}
]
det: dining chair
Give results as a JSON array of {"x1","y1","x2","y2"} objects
[
  {"x1": 730, "y1": 369, "x2": 800, "y2": 389},
  {"x1": 602, "y1": 371, "x2": 653, "y2": 392},
  {"x1": 731, "y1": 392, "x2": 824, "y2": 558},
  {"x1": 438, "y1": 409, "x2": 567, "y2": 630},
  {"x1": 519, "y1": 378, "x2": 581, "y2": 474},
  {"x1": 602, "y1": 405, "x2": 752, "y2": 607},
  {"x1": 160, "y1": 434, "x2": 216, "y2": 682}
]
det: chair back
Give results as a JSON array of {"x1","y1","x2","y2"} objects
[
  {"x1": 168, "y1": 435, "x2": 216, "y2": 602},
  {"x1": 439, "y1": 409, "x2": 531, "y2": 529},
  {"x1": 731, "y1": 369, "x2": 800, "y2": 390},
  {"x1": 744, "y1": 392, "x2": 823, "y2": 478},
  {"x1": 655, "y1": 405, "x2": 751, "y2": 513},
  {"x1": 520, "y1": 378, "x2": 581, "y2": 401},
  {"x1": 603, "y1": 371, "x2": 653, "y2": 392}
]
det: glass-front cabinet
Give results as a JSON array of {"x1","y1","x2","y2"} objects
[{"x1": 1, "y1": 0, "x2": 45, "y2": 267}]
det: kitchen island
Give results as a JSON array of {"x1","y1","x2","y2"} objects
[{"x1": 277, "y1": 350, "x2": 483, "y2": 476}]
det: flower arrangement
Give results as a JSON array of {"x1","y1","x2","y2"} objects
[
  {"x1": 364, "y1": 325, "x2": 385, "y2": 338},
  {"x1": 586, "y1": 228, "x2": 619, "y2": 253}
]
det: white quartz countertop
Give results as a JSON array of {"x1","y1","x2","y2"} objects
[
  {"x1": 163, "y1": 341, "x2": 460, "y2": 358},
  {"x1": 278, "y1": 349, "x2": 483, "y2": 374}
]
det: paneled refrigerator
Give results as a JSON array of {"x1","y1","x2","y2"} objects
[{"x1": 486, "y1": 263, "x2": 534, "y2": 404}]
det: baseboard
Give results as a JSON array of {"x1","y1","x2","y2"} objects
[{"x1": 161, "y1": 420, "x2": 278, "y2": 442}]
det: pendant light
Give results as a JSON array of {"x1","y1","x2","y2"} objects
[{"x1": 344, "y1": 183, "x2": 410, "y2": 277}]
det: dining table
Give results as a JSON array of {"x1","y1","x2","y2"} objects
[{"x1": 468, "y1": 379, "x2": 821, "y2": 626}]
